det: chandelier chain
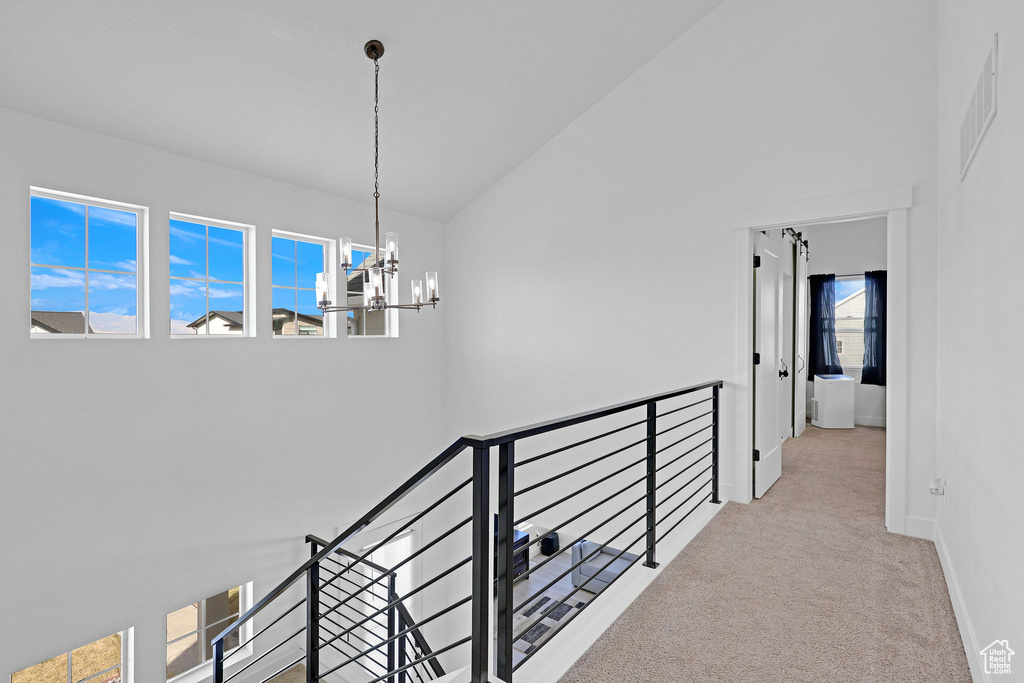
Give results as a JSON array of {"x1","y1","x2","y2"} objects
[{"x1": 374, "y1": 59, "x2": 380, "y2": 201}]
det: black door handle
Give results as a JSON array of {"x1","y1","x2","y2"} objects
[{"x1": 779, "y1": 359, "x2": 789, "y2": 379}]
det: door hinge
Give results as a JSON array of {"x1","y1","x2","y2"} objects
[
  {"x1": 753, "y1": 449, "x2": 760, "y2": 462},
  {"x1": 753, "y1": 352, "x2": 760, "y2": 365},
  {"x1": 753, "y1": 254, "x2": 761, "y2": 268}
]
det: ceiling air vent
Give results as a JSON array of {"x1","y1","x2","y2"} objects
[{"x1": 960, "y1": 34, "x2": 998, "y2": 181}]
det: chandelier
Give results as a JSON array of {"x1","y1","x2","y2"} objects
[{"x1": 316, "y1": 40, "x2": 440, "y2": 315}]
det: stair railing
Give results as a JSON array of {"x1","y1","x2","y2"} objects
[{"x1": 212, "y1": 380, "x2": 723, "y2": 683}]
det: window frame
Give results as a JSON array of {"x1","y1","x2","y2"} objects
[
  {"x1": 165, "y1": 582, "x2": 254, "y2": 683},
  {"x1": 270, "y1": 230, "x2": 337, "y2": 339},
  {"x1": 29, "y1": 187, "x2": 149, "y2": 340},
  {"x1": 169, "y1": 212, "x2": 256, "y2": 339},
  {"x1": 345, "y1": 242, "x2": 399, "y2": 339},
  {"x1": 12, "y1": 627, "x2": 134, "y2": 683},
  {"x1": 834, "y1": 275, "x2": 865, "y2": 370}
]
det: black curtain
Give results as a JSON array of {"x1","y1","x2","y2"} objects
[
  {"x1": 809, "y1": 274, "x2": 843, "y2": 376},
  {"x1": 862, "y1": 270, "x2": 887, "y2": 386}
]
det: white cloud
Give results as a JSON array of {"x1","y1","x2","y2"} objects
[
  {"x1": 169, "y1": 281, "x2": 205, "y2": 297},
  {"x1": 170, "y1": 318, "x2": 196, "y2": 335},
  {"x1": 88, "y1": 312, "x2": 137, "y2": 334},
  {"x1": 88, "y1": 272, "x2": 136, "y2": 291},
  {"x1": 169, "y1": 254, "x2": 194, "y2": 266},
  {"x1": 30, "y1": 269, "x2": 84, "y2": 289},
  {"x1": 209, "y1": 286, "x2": 241, "y2": 299}
]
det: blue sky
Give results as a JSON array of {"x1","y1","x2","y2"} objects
[
  {"x1": 31, "y1": 196, "x2": 138, "y2": 333},
  {"x1": 169, "y1": 219, "x2": 245, "y2": 332},
  {"x1": 271, "y1": 237, "x2": 326, "y2": 322},
  {"x1": 835, "y1": 278, "x2": 864, "y2": 303}
]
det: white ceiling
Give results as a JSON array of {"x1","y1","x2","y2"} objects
[{"x1": 0, "y1": 1, "x2": 724, "y2": 222}]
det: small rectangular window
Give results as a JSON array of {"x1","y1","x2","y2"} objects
[
  {"x1": 30, "y1": 188, "x2": 147, "y2": 338},
  {"x1": 166, "y1": 584, "x2": 251, "y2": 681},
  {"x1": 13, "y1": 629, "x2": 133, "y2": 683},
  {"x1": 169, "y1": 214, "x2": 253, "y2": 337},
  {"x1": 346, "y1": 245, "x2": 396, "y2": 338},
  {"x1": 834, "y1": 276, "x2": 865, "y2": 369},
  {"x1": 271, "y1": 232, "x2": 334, "y2": 337}
]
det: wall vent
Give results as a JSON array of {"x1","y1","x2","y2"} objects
[{"x1": 960, "y1": 34, "x2": 998, "y2": 181}]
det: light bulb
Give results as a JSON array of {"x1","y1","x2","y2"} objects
[{"x1": 339, "y1": 237, "x2": 353, "y2": 270}]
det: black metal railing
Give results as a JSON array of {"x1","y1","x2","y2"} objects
[{"x1": 212, "y1": 380, "x2": 723, "y2": 683}]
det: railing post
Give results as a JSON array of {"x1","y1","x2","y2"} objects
[
  {"x1": 470, "y1": 445, "x2": 490, "y2": 683},
  {"x1": 387, "y1": 573, "x2": 397, "y2": 683},
  {"x1": 397, "y1": 605, "x2": 407, "y2": 683},
  {"x1": 212, "y1": 639, "x2": 224, "y2": 683},
  {"x1": 306, "y1": 545, "x2": 320, "y2": 683},
  {"x1": 644, "y1": 401, "x2": 659, "y2": 569},
  {"x1": 711, "y1": 384, "x2": 721, "y2": 504},
  {"x1": 496, "y1": 441, "x2": 515, "y2": 682}
]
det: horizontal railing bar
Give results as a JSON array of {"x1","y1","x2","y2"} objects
[
  {"x1": 318, "y1": 634, "x2": 382, "y2": 680},
  {"x1": 515, "y1": 439, "x2": 646, "y2": 497},
  {"x1": 462, "y1": 380, "x2": 723, "y2": 447},
  {"x1": 318, "y1": 621, "x2": 389, "y2": 670},
  {"x1": 223, "y1": 597, "x2": 304, "y2": 663},
  {"x1": 309, "y1": 473, "x2": 472, "y2": 591},
  {"x1": 321, "y1": 556, "x2": 472, "y2": 648},
  {"x1": 514, "y1": 489, "x2": 647, "y2": 585},
  {"x1": 513, "y1": 455, "x2": 647, "y2": 526},
  {"x1": 256, "y1": 654, "x2": 305, "y2": 683},
  {"x1": 308, "y1": 535, "x2": 391, "y2": 576},
  {"x1": 321, "y1": 516, "x2": 472, "y2": 610},
  {"x1": 655, "y1": 396, "x2": 713, "y2": 420},
  {"x1": 319, "y1": 606, "x2": 390, "y2": 650},
  {"x1": 657, "y1": 492, "x2": 713, "y2": 544},
  {"x1": 318, "y1": 553, "x2": 380, "y2": 585},
  {"x1": 513, "y1": 528, "x2": 649, "y2": 658},
  {"x1": 345, "y1": 637, "x2": 474, "y2": 683},
  {"x1": 513, "y1": 508, "x2": 647, "y2": 613},
  {"x1": 394, "y1": 600, "x2": 447, "y2": 678},
  {"x1": 655, "y1": 410, "x2": 714, "y2": 439},
  {"x1": 656, "y1": 466, "x2": 713, "y2": 512},
  {"x1": 513, "y1": 418, "x2": 647, "y2": 468},
  {"x1": 318, "y1": 597, "x2": 471, "y2": 675},
  {"x1": 213, "y1": 438, "x2": 475, "y2": 646},
  {"x1": 319, "y1": 573, "x2": 392, "y2": 621},
  {"x1": 512, "y1": 532, "x2": 649, "y2": 673},
  {"x1": 655, "y1": 452, "x2": 713, "y2": 492},
  {"x1": 223, "y1": 626, "x2": 304, "y2": 683},
  {"x1": 519, "y1": 472, "x2": 647, "y2": 554},
  {"x1": 654, "y1": 427, "x2": 714, "y2": 458}
]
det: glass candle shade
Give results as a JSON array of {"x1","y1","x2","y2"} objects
[
  {"x1": 385, "y1": 232, "x2": 398, "y2": 267},
  {"x1": 411, "y1": 279, "x2": 425, "y2": 305},
  {"x1": 426, "y1": 271, "x2": 439, "y2": 301},
  {"x1": 315, "y1": 272, "x2": 331, "y2": 307},
  {"x1": 339, "y1": 237, "x2": 353, "y2": 270}
]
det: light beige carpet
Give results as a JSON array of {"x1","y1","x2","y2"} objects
[{"x1": 559, "y1": 426, "x2": 970, "y2": 682}]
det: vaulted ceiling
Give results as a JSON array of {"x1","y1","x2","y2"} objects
[{"x1": 0, "y1": 1, "x2": 725, "y2": 221}]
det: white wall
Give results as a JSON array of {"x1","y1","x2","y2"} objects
[
  {"x1": 0, "y1": 108, "x2": 449, "y2": 679},
  {"x1": 936, "y1": 0, "x2": 1024, "y2": 676},
  {"x1": 802, "y1": 217, "x2": 888, "y2": 427},
  {"x1": 444, "y1": 0, "x2": 938, "y2": 527}
]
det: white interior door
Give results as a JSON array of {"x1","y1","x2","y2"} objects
[
  {"x1": 780, "y1": 253, "x2": 794, "y2": 439},
  {"x1": 794, "y1": 241, "x2": 809, "y2": 437},
  {"x1": 754, "y1": 232, "x2": 783, "y2": 498}
]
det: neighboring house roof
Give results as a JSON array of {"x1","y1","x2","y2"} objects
[
  {"x1": 31, "y1": 311, "x2": 92, "y2": 334},
  {"x1": 187, "y1": 310, "x2": 245, "y2": 329},
  {"x1": 835, "y1": 287, "x2": 865, "y2": 309},
  {"x1": 270, "y1": 308, "x2": 323, "y2": 327}
]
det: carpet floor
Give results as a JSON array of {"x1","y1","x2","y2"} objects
[{"x1": 558, "y1": 425, "x2": 971, "y2": 682}]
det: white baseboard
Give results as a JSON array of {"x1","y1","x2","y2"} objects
[
  {"x1": 904, "y1": 515, "x2": 934, "y2": 541},
  {"x1": 855, "y1": 415, "x2": 886, "y2": 427},
  {"x1": 512, "y1": 500, "x2": 726, "y2": 683},
  {"x1": 934, "y1": 523, "x2": 985, "y2": 682},
  {"x1": 719, "y1": 482, "x2": 737, "y2": 502}
]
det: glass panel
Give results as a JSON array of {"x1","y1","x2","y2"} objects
[
  {"x1": 297, "y1": 290, "x2": 324, "y2": 335},
  {"x1": 167, "y1": 601, "x2": 201, "y2": 643},
  {"x1": 351, "y1": 248, "x2": 374, "y2": 273},
  {"x1": 31, "y1": 267, "x2": 86, "y2": 334},
  {"x1": 272, "y1": 237, "x2": 296, "y2": 288},
  {"x1": 205, "y1": 589, "x2": 234, "y2": 625},
  {"x1": 208, "y1": 226, "x2": 244, "y2": 283},
  {"x1": 207, "y1": 283, "x2": 244, "y2": 335},
  {"x1": 296, "y1": 240, "x2": 325, "y2": 289},
  {"x1": 88, "y1": 206, "x2": 137, "y2": 273},
  {"x1": 89, "y1": 272, "x2": 137, "y2": 334},
  {"x1": 169, "y1": 219, "x2": 207, "y2": 279},
  {"x1": 170, "y1": 278, "x2": 208, "y2": 335},
  {"x1": 71, "y1": 632, "x2": 121, "y2": 683},
  {"x1": 31, "y1": 195, "x2": 86, "y2": 268},
  {"x1": 272, "y1": 287, "x2": 296, "y2": 335},
  {"x1": 12, "y1": 652, "x2": 67, "y2": 683},
  {"x1": 166, "y1": 632, "x2": 201, "y2": 679},
  {"x1": 204, "y1": 623, "x2": 240, "y2": 661}
]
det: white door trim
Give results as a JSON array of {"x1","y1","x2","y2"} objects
[{"x1": 731, "y1": 185, "x2": 912, "y2": 535}]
